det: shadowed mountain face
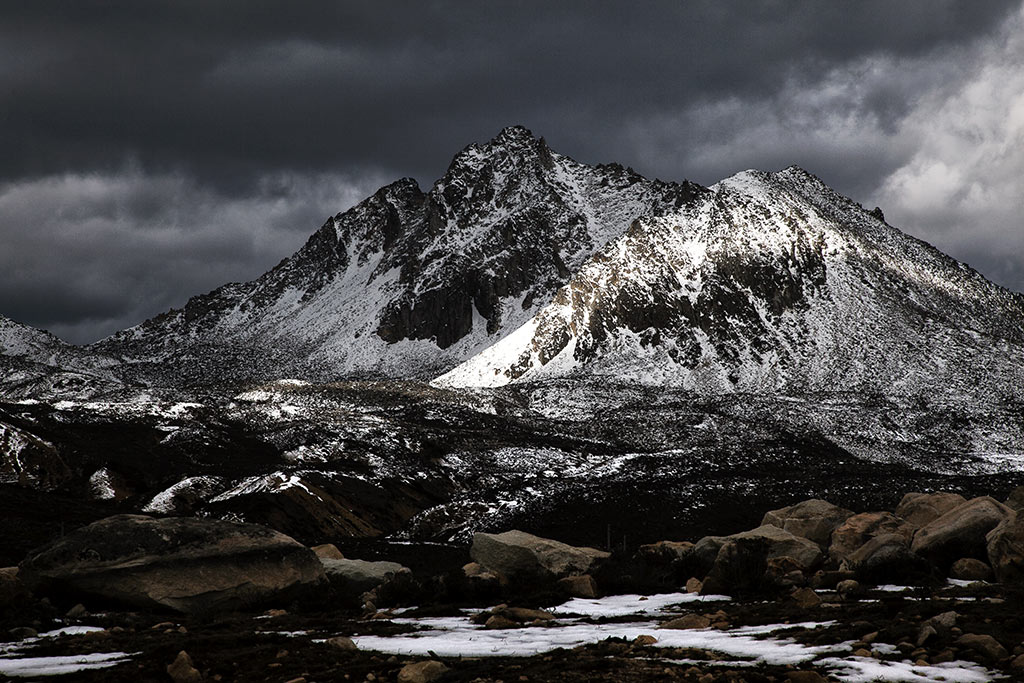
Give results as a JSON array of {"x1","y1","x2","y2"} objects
[{"x1": 86, "y1": 127, "x2": 702, "y2": 387}]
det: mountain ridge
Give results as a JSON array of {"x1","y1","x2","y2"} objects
[{"x1": 3, "y1": 126, "x2": 1023, "y2": 398}]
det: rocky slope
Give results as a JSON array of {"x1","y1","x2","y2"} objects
[
  {"x1": 91, "y1": 126, "x2": 701, "y2": 387},
  {"x1": 438, "y1": 168, "x2": 1024, "y2": 399},
  {"x1": 0, "y1": 316, "x2": 123, "y2": 400}
]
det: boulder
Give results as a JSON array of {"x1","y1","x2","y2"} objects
[
  {"x1": 956, "y1": 634, "x2": 1008, "y2": 661},
  {"x1": 397, "y1": 660, "x2": 448, "y2": 683},
  {"x1": 949, "y1": 558, "x2": 993, "y2": 582},
  {"x1": 311, "y1": 543, "x2": 345, "y2": 560},
  {"x1": 320, "y1": 558, "x2": 410, "y2": 595},
  {"x1": 789, "y1": 587, "x2": 821, "y2": 608},
  {"x1": 702, "y1": 538, "x2": 772, "y2": 595},
  {"x1": 842, "y1": 533, "x2": 934, "y2": 585},
  {"x1": 325, "y1": 636, "x2": 358, "y2": 651},
  {"x1": 661, "y1": 614, "x2": 710, "y2": 630},
  {"x1": 1005, "y1": 486, "x2": 1024, "y2": 513},
  {"x1": 761, "y1": 499, "x2": 854, "y2": 547},
  {"x1": 557, "y1": 574, "x2": 598, "y2": 598},
  {"x1": 0, "y1": 567, "x2": 29, "y2": 608},
  {"x1": 911, "y1": 497, "x2": 1014, "y2": 567},
  {"x1": 636, "y1": 540, "x2": 693, "y2": 564},
  {"x1": 731, "y1": 525, "x2": 823, "y2": 568},
  {"x1": 985, "y1": 513, "x2": 1024, "y2": 583},
  {"x1": 895, "y1": 492, "x2": 966, "y2": 528},
  {"x1": 829, "y1": 512, "x2": 913, "y2": 564},
  {"x1": 684, "y1": 535, "x2": 729, "y2": 578},
  {"x1": 19, "y1": 515, "x2": 324, "y2": 614},
  {"x1": 166, "y1": 650, "x2": 202, "y2": 683},
  {"x1": 470, "y1": 530, "x2": 609, "y2": 581}
]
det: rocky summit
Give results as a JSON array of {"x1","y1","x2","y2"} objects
[{"x1": 2, "y1": 126, "x2": 1024, "y2": 680}]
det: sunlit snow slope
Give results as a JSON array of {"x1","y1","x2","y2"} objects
[{"x1": 437, "y1": 167, "x2": 1024, "y2": 398}]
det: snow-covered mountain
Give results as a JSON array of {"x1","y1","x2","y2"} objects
[
  {"x1": 5, "y1": 125, "x2": 1022, "y2": 398},
  {"x1": 437, "y1": 167, "x2": 1024, "y2": 398},
  {"x1": 0, "y1": 315, "x2": 122, "y2": 399},
  {"x1": 92, "y1": 126, "x2": 701, "y2": 386}
]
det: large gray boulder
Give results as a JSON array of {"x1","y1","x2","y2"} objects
[
  {"x1": 761, "y1": 499, "x2": 854, "y2": 547},
  {"x1": 320, "y1": 558, "x2": 411, "y2": 595},
  {"x1": 895, "y1": 492, "x2": 966, "y2": 528},
  {"x1": 911, "y1": 497, "x2": 1014, "y2": 567},
  {"x1": 470, "y1": 530, "x2": 609, "y2": 581},
  {"x1": 19, "y1": 514, "x2": 324, "y2": 613},
  {"x1": 986, "y1": 512, "x2": 1024, "y2": 583}
]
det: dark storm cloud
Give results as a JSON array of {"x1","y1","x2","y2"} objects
[{"x1": 1, "y1": 0, "x2": 1022, "y2": 342}]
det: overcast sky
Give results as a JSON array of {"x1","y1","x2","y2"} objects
[{"x1": 3, "y1": 1, "x2": 1023, "y2": 344}]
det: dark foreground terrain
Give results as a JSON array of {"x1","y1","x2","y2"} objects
[{"x1": 4, "y1": 581, "x2": 1024, "y2": 682}]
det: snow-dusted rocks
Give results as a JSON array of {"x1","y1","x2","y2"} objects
[{"x1": 19, "y1": 514, "x2": 324, "y2": 613}]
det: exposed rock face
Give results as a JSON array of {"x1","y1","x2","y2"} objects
[
  {"x1": 896, "y1": 492, "x2": 967, "y2": 528},
  {"x1": 986, "y1": 513, "x2": 1024, "y2": 583},
  {"x1": 911, "y1": 496, "x2": 1014, "y2": 567},
  {"x1": 470, "y1": 529, "x2": 610, "y2": 581},
  {"x1": 19, "y1": 514, "x2": 324, "y2": 613},
  {"x1": 829, "y1": 512, "x2": 912, "y2": 564},
  {"x1": 761, "y1": 499, "x2": 854, "y2": 547}
]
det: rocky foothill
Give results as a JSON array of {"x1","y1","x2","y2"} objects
[{"x1": 2, "y1": 488, "x2": 1024, "y2": 681}]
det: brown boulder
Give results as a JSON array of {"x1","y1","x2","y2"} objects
[
  {"x1": 789, "y1": 587, "x2": 821, "y2": 608},
  {"x1": 842, "y1": 533, "x2": 934, "y2": 584},
  {"x1": 661, "y1": 614, "x2": 711, "y2": 630},
  {"x1": 557, "y1": 574, "x2": 598, "y2": 598},
  {"x1": 397, "y1": 660, "x2": 448, "y2": 683},
  {"x1": 470, "y1": 530, "x2": 609, "y2": 581},
  {"x1": 0, "y1": 567, "x2": 29, "y2": 608},
  {"x1": 1004, "y1": 486, "x2": 1024, "y2": 513},
  {"x1": 311, "y1": 543, "x2": 344, "y2": 560},
  {"x1": 166, "y1": 650, "x2": 202, "y2": 683},
  {"x1": 956, "y1": 633, "x2": 1008, "y2": 661},
  {"x1": 829, "y1": 512, "x2": 913, "y2": 564},
  {"x1": 949, "y1": 558, "x2": 993, "y2": 582},
  {"x1": 19, "y1": 514, "x2": 324, "y2": 614},
  {"x1": 761, "y1": 499, "x2": 854, "y2": 547},
  {"x1": 911, "y1": 497, "x2": 1014, "y2": 567},
  {"x1": 986, "y1": 513, "x2": 1024, "y2": 583},
  {"x1": 895, "y1": 492, "x2": 966, "y2": 528}
]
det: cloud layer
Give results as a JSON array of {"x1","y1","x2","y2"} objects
[{"x1": 1, "y1": 1, "x2": 1021, "y2": 342}]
